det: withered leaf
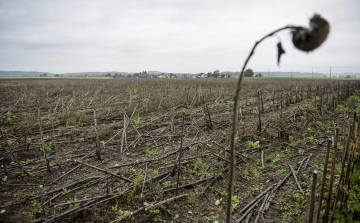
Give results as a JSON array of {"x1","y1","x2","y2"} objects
[{"x1": 277, "y1": 42, "x2": 285, "y2": 65}]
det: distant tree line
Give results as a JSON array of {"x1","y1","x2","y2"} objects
[
  {"x1": 48, "y1": 68, "x2": 356, "y2": 79},
  {"x1": 111, "y1": 71, "x2": 160, "y2": 78}
]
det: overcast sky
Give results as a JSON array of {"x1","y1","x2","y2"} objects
[{"x1": 0, "y1": 0, "x2": 359, "y2": 74}]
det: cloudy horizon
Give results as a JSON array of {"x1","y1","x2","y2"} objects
[{"x1": 0, "y1": 0, "x2": 359, "y2": 74}]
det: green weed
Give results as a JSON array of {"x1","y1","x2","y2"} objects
[
  {"x1": 231, "y1": 195, "x2": 240, "y2": 212},
  {"x1": 134, "y1": 114, "x2": 143, "y2": 126},
  {"x1": 144, "y1": 149, "x2": 157, "y2": 156},
  {"x1": 40, "y1": 142, "x2": 53, "y2": 153},
  {"x1": 32, "y1": 202, "x2": 42, "y2": 217},
  {"x1": 62, "y1": 188, "x2": 70, "y2": 195},
  {"x1": 2, "y1": 111, "x2": 16, "y2": 124}
]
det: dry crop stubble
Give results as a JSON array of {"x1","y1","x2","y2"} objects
[{"x1": 0, "y1": 77, "x2": 359, "y2": 222}]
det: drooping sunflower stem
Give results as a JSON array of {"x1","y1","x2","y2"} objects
[
  {"x1": 227, "y1": 14, "x2": 329, "y2": 221},
  {"x1": 227, "y1": 25, "x2": 296, "y2": 223}
]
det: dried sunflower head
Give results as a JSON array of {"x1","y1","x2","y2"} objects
[{"x1": 292, "y1": 14, "x2": 330, "y2": 52}]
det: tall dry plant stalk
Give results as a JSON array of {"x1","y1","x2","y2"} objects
[
  {"x1": 226, "y1": 14, "x2": 330, "y2": 222},
  {"x1": 38, "y1": 102, "x2": 51, "y2": 173},
  {"x1": 93, "y1": 105, "x2": 102, "y2": 160},
  {"x1": 0, "y1": 129, "x2": 31, "y2": 176}
]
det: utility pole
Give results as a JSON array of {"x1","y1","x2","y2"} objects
[
  {"x1": 330, "y1": 67, "x2": 332, "y2": 79},
  {"x1": 291, "y1": 69, "x2": 292, "y2": 78},
  {"x1": 312, "y1": 67, "x2": 313, "y2": 78},
  {"x1": 268, "y1": 69, "x2": 269, "y2": 78}
]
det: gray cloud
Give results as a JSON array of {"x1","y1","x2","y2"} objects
[{"x1": 0, "y1": 0, "x2": 359, "y2": 73}]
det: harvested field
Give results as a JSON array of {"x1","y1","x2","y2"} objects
[{"x1": 0, "y1": 78, "x2": 359, "y2": 222}]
